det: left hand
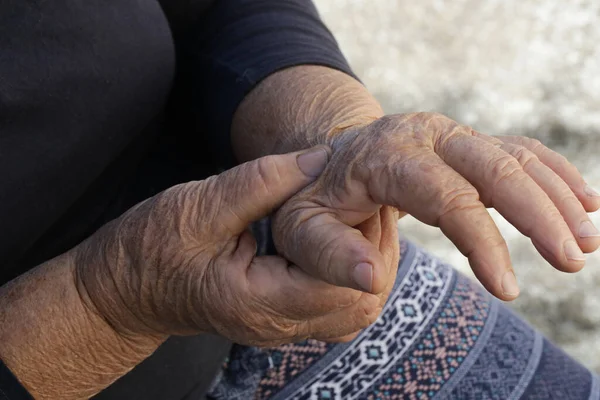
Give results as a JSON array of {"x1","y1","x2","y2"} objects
[
  {"x1": 75, "y1": 146, "x2": 388, "y2": 345},
  {"x1": 272, "y1": 112, "x2": 600, "y2": 301}
]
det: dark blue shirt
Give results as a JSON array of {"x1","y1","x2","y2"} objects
[{"x1": 0, "y1": 0, "x2": 353, "y2": 398}]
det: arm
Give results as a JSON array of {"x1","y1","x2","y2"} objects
[
  {"x1": 0, "y1": 149, "x2": 379, "y2": 399},
  {"x1": 231, "y1": 66, "x2": 383, "y2": 161},
  {"x1": 0, "y1": 251, "x2": 163, "y2": 399},
  {"x1": 181, "y1": 0, "x2": 364, "y2": 167}
]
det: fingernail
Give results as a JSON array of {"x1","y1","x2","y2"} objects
[
  {"x1": 297, "y1": 147, "x2": 329, "y2": 178},
  {"x1": 501, "y1": 271, "x2": 520, "y2": 297},
  {"x1": 579, "y1": 221, "x2": 600, "y2": 238},
  {"x1": 584, "y1": 184, "x2": 600, "y2": 198},
  {"x1": 353, "y1": 263, "x2": 373, "y2": 292},
  {"x1": 564, "y1": 239, "x2": 585, "y2": 261}
]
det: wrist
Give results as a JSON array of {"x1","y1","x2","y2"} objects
[
  {"x1": 0, "y1": 249, "x2": 164, "y2": 399},
  {"x1": 231, "y1": 65, "x2": 384, "y2": 160},
  {"x1": 321, "y1": 114, "x2": 381, "y2": 144},
  {"x1": 73, "y1": 219, "x2": 171, "y2": 341},
  {"x1": 73, "y1": 245, "x2": 168, "y2": 345},
  {"x1": 273, "y1": 113, "x2": 382, "y2": 154}
]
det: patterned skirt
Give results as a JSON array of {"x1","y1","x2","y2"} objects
[{"x1": 208, "y1": 240, "x2": 600, "y2": 400}]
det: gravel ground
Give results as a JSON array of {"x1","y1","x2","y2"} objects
[{"x1": 314, "y1": 0, "x2": 600, "y2": 372}]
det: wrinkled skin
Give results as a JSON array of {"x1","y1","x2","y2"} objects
[
  {"x1": 274, "y1": 112, "x2": 600, "y2": 303},
  {"x1": 73, "y1": 112, "x2": 600, "y2": 348},
  {"x1": 74, "y1": 148, "x2": 388, "y2": 346}
]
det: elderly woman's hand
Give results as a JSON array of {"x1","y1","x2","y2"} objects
[
  {"x1": 272, "y1": 112, "x2": 600, "y2": 301},
  {"x1": 74, "y1": 147, "x2": 382, "y2": 345}
]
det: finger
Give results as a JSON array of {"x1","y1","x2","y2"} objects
[
  {"x1": 273, "y1": 204, "x2": 389, "y2": 294},
  {"x1": 319, "y1": 207, "x2": 401, "y2": 342},
  {"x1": 363, "y1": 150, "x2": 516, "y2": 300},
  {"x1": 212, "y1": 146, "x2": 330, "y2": 236},
  {"x1": 244, "y1": 255, "x2": 362, "y2": 320},
  {"x1": 377, "y1": 206, "x2": 400, "y2": 305},
  {"x1": 379, "y1": 206, "x2": 400, "y2": 276},
  {"x1": 355, "y1": 210, "x2": 382, "y2": 250},
  {"x1": 500, "y1": 143, "x2": 600, "y2": 253},
  {"x1": 300, "y1": 293, "x2": 382, "y2": 340},
  {"x1": 355, "y1": 210, "x2": 384, "y2": 272},
  {"x1": 354, "y1": 207, "x2": 399, "y2": 307},
  {"x1": 440, "y1": 134, "x2": 585, "y2": 273},
  {"x1": 243, "y1": 254, "x2": 382, "y2": 340},
  {"x1": 357, "y1": 206, "x2": 401, "y2": 279},
  {"x1": 495, "y1": 135, "x2": 600, "y2": 212}
]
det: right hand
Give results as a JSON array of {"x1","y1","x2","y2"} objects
[
  {"x1": 74, "y1": 146, "x2": 385, "y2": 346},
  {"x1": 272, "y1": 113, "x2": 600, "y2": 301}
]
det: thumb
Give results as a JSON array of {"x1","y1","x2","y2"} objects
[
  {"x1": 213, "y1": 146, "x2": 330, "y2": 236},
  {"x1": 273, "y1": 209, "x2": 388, "y2": 294}
]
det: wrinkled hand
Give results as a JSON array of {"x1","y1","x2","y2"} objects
[
  {"x1": 273, "y1": 112, "x2": 600, "y2": 301},
  {"x1": 74, "y1": 147, "x2": 383, "y2": 346}
]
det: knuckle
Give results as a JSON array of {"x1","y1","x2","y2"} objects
[
  {"x1": 314, "y1": 233, "x2": 344, "y2": 281},
  {"x1": 525, "y1": 138, "x2": 572, "y2": 172},
  {"x1": 272, "y1": 205, "x2": 317, "y2": 259},
  {"x1": 412, "y1": 111, "x2": 449, "y2": 132},
  {"x1": 510, "y1": 146, "x2": 540, "y2": 171},
  {"x1": 255, "y1": 156, "x2": 283, "y2": 194},
  {"x1": 415, "y1": 111, "x2": 444, "y2": 121},
  {"x1": 557, "y1": 190, "x2": 581, "y2": 211},
  {"x1": 272, "y1": 200, "x2": 298, "y2": 228},
  {"x1": 532, "y1": 204, "x2": 563, "y2": 235},
  {"x1": 438, "y1": 186, "x2": 480, "y2": 218},
  {"x1": 274, "y1": 321, "x2": 301, "y2": 340},
  {"x1": 410, "y1": 111, "x2": 435, "y2": 122},
  {"x1": 271, "y1": 203, "x2": 293, "y2": 234},
  {"x1": 479, "y1": 234, "x2": 508, "y2": 253},
  {"x1": 531, "y1": 139, "x2": 571, "y2": 169},
  {"x1": 364, "y1": 306, "x2": 383, "y2": 327},
  {"x1": 350, "y1": 312, "x2": 371, "y2": 331},
  {"x1": 526, "y1": 138, "x2": 544, "y2": 151},
  {"x1": 351, "y1": 297, "x2": 381, "y2": 330},
  {"x1": 250, "y1": 313, "x2": 299, "y2": 343},
  {"x1": 489, "y1": 155, "x2": 524, "y2": 187},
  {"x1": 332, "y1": 287, "x2": 363, "y2": 310}
]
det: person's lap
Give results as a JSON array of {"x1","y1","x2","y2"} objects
[{"x1": 208, "y1": 239, "x2": 600, "y2": 400}]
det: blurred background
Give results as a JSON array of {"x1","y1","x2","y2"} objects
[{"x1": 313, "y1": 0, "x2": 600, "y2": 372}]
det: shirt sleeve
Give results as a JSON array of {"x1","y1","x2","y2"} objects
[
  {"x1": 178, "y1": 0, "x2": 357, "y2": 167},
  {"x1": 0, "y1": 359, "x2": 33, "y2": 400}
]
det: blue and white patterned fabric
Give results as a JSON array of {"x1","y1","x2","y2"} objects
[{"x1": 208, "y1": 240, "x2": 600, "y2": 400}]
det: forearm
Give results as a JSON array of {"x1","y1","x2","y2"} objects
[
  {"x1": 231, "y1": 65, "x2": 384, "y2": 161},
  {"x1": 0, "y1": 251, "x2": 163, "y2": 399}
]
